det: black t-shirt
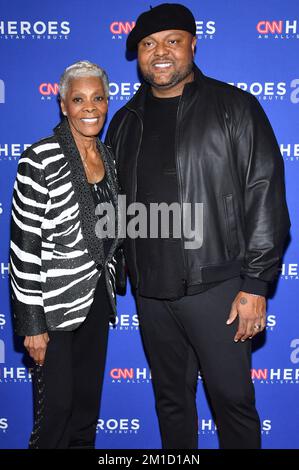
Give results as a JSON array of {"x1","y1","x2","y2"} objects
[
  {"x1": 135, "y1": 90, "x2": 220, "y2": 299},
  {"x1": 90, "y1": 173, "x2": 115, "y2": 260},
  {"x1": 136, "y1": 91, "x2": 184, "y2": 299}
]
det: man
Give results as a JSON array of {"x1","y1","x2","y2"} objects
[{"x1": 106, "y1": 3, "x2": 290, "y2": 449}]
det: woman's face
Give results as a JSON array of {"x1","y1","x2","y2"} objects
[{"x1": 61, "y1": 76, "x2": 108, "y2": 140}]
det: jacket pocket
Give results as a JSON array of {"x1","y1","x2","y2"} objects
[{"x1": 223, "y1": 194, "x2": 240, "y2": 258}]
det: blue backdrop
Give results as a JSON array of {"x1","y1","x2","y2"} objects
[{"x1": 0, "y1": 0, "x2": 298, "y2": 449}]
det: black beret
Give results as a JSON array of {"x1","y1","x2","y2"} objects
[{"x1": 126, "y1": 3, "x2": 196, "y2": 51}]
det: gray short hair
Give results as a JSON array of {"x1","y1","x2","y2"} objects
[{"x1": 59, "y1": 60, "x2": 109, "y2": 99}]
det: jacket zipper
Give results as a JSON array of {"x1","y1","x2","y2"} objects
[{"x1": 174, "y1": 95, "x2": 188, "y2": 294}]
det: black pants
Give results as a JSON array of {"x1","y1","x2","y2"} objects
[
  {"x1": 136, "y1": 276, "x2": 261, "y2": 449},
  {"x1": 29, "y1": 274, "x2": 111, "y2": 449}
]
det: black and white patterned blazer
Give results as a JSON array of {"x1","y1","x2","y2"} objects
[{"x1": 10, "y1": 118, "x2": 121, "y2": 336}]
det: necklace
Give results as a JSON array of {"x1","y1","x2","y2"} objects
[
  {"x1": 79, "y1": 150, "x2": 104, "y2": 185},
  {"x1": 80, "y1": 153, "x2": 91, "y2": 176}
]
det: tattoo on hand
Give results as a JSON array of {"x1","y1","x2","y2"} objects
[{"x1": 240, "y1": 297, "x2": 248, "y2": 305}]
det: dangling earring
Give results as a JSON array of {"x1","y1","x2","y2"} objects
[{"x1": 63, "y1": 112, "x2": 67, "y2": 116}]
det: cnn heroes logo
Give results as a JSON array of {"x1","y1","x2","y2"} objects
[
  {"x1": 39, "y1": 82, "x2": 141, "y2": 101},
  {"x1": 198, "y1": 418, "x2": 272, "y2": 435},
  {"x1": 110, "y1": 313, "x2": 139, "y2": 331},
  {"x1": 39, "y1": 80, "x2": 299, "y2": 103},
  {"x1": 0, "y1": 262, "x2": 9, "y2": 279},
  {"x1": 228, "y1": 79, "x2": 299, "y2": 103},
  {"x1": 0, "y1": 20, "x2": 70, "y2": 40},
  {"x1": 280, "y1": 144, "x2": 299, "y2": 163},
  {"x1": 110, "y1": 367, "x2": 151, "y2": 384},
  {"x1": 0, "y1": 418, "x2": 8, "y2": 432},
  {"x1": 0, "y1": 143, "x2": 31, "y2": 161},
  {"x1": 257, "y1": 20, "x2": 299, "y2": 40},
  {"x1": 251, "y1": 340, "x2": 299, "y2": 385},
  {"x1": 109, "y1": 20, "x2": 216, "y2": 40},
  {"x1": 96, "y1": 418, "x2": 140, "y2": 434},
  {"x1": 280, "y1": 263, "x2": 299, "y2": 281}
]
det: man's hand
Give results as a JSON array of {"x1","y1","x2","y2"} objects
[
  {"x1": 226, "y1": 291, "x2": 266, "y2": 342},
  {"x1": 24, "y1": 333, "x2": 49, "y2": 366}
]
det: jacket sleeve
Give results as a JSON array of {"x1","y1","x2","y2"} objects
[
  {"x1": 234, "y1": 94, "x2": 290, "y2": 296},
  {"x1": 10, "y1": 147, "x2": 49, "y2": 336},
  {"x1": 105, "y1": 121, "x2": 128, "y2": 295}
]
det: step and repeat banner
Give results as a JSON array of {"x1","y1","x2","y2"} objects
[{"x1": 0, "y1": 0, "x2": 298, "y2": 449}]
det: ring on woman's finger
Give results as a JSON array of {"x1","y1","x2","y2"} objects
[{"x1": 253, "y1": 324, "x2": 261, "y2": 330}]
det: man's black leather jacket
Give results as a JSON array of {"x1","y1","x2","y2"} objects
[{"x1": 106, "y1": 66, "x2": 290, "y2": 296}]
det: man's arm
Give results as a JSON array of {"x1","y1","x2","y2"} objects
[
  {"x1": 234, "y1": 93, "x2": 290, "y2": 294},
  {"x1": 227, "y1": 94, "x2": 290, "y2": 340}
]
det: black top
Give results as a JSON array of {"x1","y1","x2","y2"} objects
[
  {"x1": 90, "y1": 173, "x2": 115, "y2": 260},
  {"x1": 136, "y1": 91, "x2": 219, "y2": 299}
]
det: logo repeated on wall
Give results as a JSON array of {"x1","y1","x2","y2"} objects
[
  {"x1": 228, "y1": 80, "x2": 299, "y2": 102},
  {"x1": 110, "y1": 313, "x2": 139, "y2": 331},
  {"x1": 0, "y1": 418, "x2": 8, "y2": 433},
  {"x1": 196, "y1": 20, "x2": 216, "y2": 39},
  {"x1": 0, "y1": 20, "x2": 71, "y2": 40},
  {"x1": 109, "y1": 82, "x2": 141, "y2": 101},
  {"x1": 110, "y1": 367, "x2": 151, "y2": 384},
  {"x1": 39, "y1": 82, "x2": 141, "y2": 101},
  {"x1": 110, "y1": 21, "x2": 135, "y2": 40},
  {"x1": 96, "y1": 418, "x2": 140, "y2": 434},
  {"x1": 39, "y1": 83, "x2": 59, "y2": 101},
  {"x1": 257, "y1": 20, "x2": 299, "y2": 40},
  {"x1": 266, "y1": 315, "x2": 276, "y2": 332},
  {"x1": 251, "y1": 368, "x2": 299, "y2": 384},
  {"x1": 37, "y1": 79, "x2": 299, "y2": 103},
  {"x1": 0, "y1": 366, "x2": 33, "y2": 383},
  {"x1": 252, "y1": 341, "x2": 299, "y2": 385},
  {"x1": 198, "y1": 419, "x2": 272, "y2": 435},
  {"x1": 280, "y1": 143, "x2": 299, "y2": 162},
  {"x1": 0, "y1": 263, "x2": 9, "y2": 280},
  {"x1": 109, "y1": 19, "x2": 216, "y2": 41},
  {"x1": 280, "y1": 263, "x2": 299, "y2": 281},
  {"x1": 0, "y1": 144, "x2": 31, "y2": 162},
  {"x1": 0, "y1": 341, "x2": 33, "y2": 383}
]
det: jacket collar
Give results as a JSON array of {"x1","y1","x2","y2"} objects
[
  {"x1": 53, "y1": 118, "x2": 118, "y2": 268},
  {"x1": 126, "y1": 64, "x2": 205, "y2": 116}
]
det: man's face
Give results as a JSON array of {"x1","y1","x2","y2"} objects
[{"x1": 137, "y1": 29, "x2": 196, "y2": 92}]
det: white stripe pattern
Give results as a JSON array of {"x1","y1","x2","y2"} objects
[{"x1": 10, "y1": 135, "x2": 117, "y2": 335}]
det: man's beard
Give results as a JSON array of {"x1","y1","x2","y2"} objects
[{"x1": 141, "y1": 62, "x2": 194, "y2": 89}]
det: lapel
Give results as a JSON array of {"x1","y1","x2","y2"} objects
[{"x1": 53, "y1": 118, "x2": 118, "y2": 269}]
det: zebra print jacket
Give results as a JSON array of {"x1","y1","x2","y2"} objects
[{"x1": 10, "y1": 118, "x2": 121, "y2": 336}]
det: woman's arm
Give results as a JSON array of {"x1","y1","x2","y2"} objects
[{"x1": 10, "y1": 146, "x2": 49, "y2": 337}]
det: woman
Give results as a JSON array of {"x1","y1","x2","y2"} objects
[{"x1": 10, "y1": 60, "x2": 121, "y2": 449}]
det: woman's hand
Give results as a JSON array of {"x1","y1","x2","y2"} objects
[{"x1": 24, "y1": 333, "x2": 50, "y2": 366}]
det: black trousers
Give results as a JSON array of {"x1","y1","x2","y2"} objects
[
  {"x1": 136, "y1": 276, "x2": 261, "y2": 449},
  {"x1": 29, "y1": 274, "x2": 111, "y2": 449}
]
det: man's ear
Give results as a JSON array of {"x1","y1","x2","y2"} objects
[{"x1": 191, "y1": 36, "x2": 197, "y2": 56}]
